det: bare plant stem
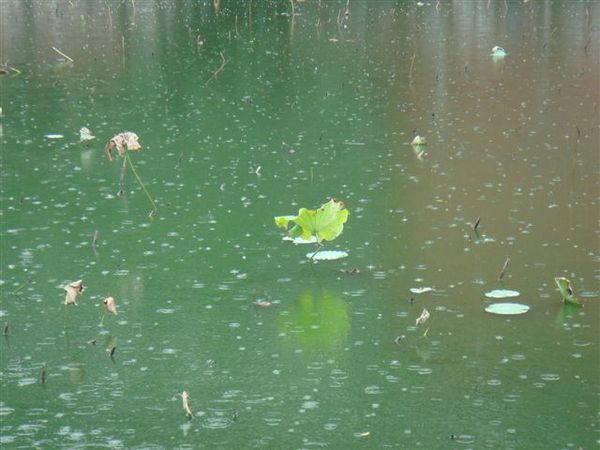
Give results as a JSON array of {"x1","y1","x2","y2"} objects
[
  {"x1": 51, "y1": 46, "x2": 74, "y2": 62},
  {"x1": 310, "y1": 243, "x2": 324, "y2": 262},
  {"x1": 498, "y1": 257, "x2": 510, "y2": 281},
  {"x1": 118, "y1": 156, "x2": 127, "y2": 196},
  {"x1": 409, "y1": 52, "x2": 416, "y2": 84},
  {"x1": 205, "y1": 52, "x2": 227, "y2": 85},
  {"x1": 125, "y1": 151, "x2": 157, "y2": 217}
]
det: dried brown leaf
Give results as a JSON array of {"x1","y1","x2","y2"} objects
[
  {"x1": 64, "y1": 279, "x2": 85, "y2": 305},
  {"x1": 103, "y1": 296, "x2": 118, "y2": 315}
]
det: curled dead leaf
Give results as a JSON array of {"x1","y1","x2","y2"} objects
[
  {"x1": 104, "y1": 132, "x2": 143, "y2": 162},
  {"x1": 181, "y1": 391, "x2": 193, "y2": 418},
  {"x1": 64, "y1": 279, "x2": 85, "y2": 305},
  {"x1": 103, "y1": 296, "x2": 118, "y2": 315},
  {"x1": 415, "y1": 308, "x2": 430, "y2": 326}
]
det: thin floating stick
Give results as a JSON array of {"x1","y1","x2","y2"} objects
[
  {"x1": 125, "y1": 151, "x2": 157, "y2": 217},
  {"x1": 3, "y1": 322, "x2": 9, "y2": 336},
  {"x1": 473, "y1": 216, "x2": 481, "y2": 231},
  {"x1": 205, "y1": 52, "x2": 228, "y2": 85},
  {"x1": 408, "y1": 52, "x2": 416, "y2": 84},
  {"x1": 40, "y1": 366, "x2": 46, "y2": 384},
  {"x1": 92, "y1": 230, "x2": 99, "y2": 248},
  {"x1": 51, "y1": 46, "x2": 74, "y2": 62},
  {"x1": 498, "y1": 257, "x2": 510, "y2": 281}
]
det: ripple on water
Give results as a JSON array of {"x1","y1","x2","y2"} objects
[
  {"x1": 0, "y1": 436, "x2": 16, "y2": 445},
  {"x1": 364, "y1": 385, "x2": 382, "y2": 395},
  {"x1": 0, "y1": 404, "x2": 15, "y2": 416},
  {"x1": 17, "y1": 378, "x2": 37, "y2": 387},
  {"x1": 540, "y1": 373, "x2": 560, "y2": 381},
  {"x1": 204, "y1": 415, "x2": 232, "y2": 429}
]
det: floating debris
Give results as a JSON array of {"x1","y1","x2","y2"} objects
[
  {"x1": 79, "y1": 127, "x2": 95, "y2": 142},
  {"x1": 491, "y1": 46, "x2": 507, "y2": 57},
  {"x1": 3, "y1": 322, "x2": 8, "y2": 336},
  {"x1": 485, "y1": 303, "x2": 530, "y2": 315},
  {"x1": 45, "y1": 134, "x2": 64, "y2": 139},
  {"x1": 411, "y1": 135, "x2": 427, "y2": 146},
  {"x1": 554, "y1": 277, "x2": 581, "y2": 305},
  {"x1": 253, "y1": 300, "x2": 273, "y2": 308},
  {"x1": 473, "y1": 217, "x2": 481, "y2": 231},
  {"x1": 410, "y1": 287, "x2": 434, "y2": 294},
  {"x1": 103, "y1": 296, "x2": 118, "y2": 315},
  {"x1": 339, "y1": 268, "x2": 360, "y2": 275},
  {"x1": 181, "y1": 391, "x2": 193, "y2": 418},
  {"x1": 498, "y1": 257, "x2": 510, "y2": 281},
  {"x1": 40, "y1": 366, "x2": 46, "y2": 384},
  {"x1": 104, "y1": 131, "x2": 142, "y2": 162},
  {"x1": 63, "y1": 280, "x2": 85, "y2": 305},
  {"x1": 108, "y1": 346, "x2": 116, "y2": 357},
  {"x1": 415, "y1": 308, "x2": 430, "y2": 325}
]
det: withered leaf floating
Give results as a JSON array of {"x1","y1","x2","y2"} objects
[
  {"x1": 181, "y1": 391, "x2": 194, "y2": 418},
  {"x1": 104, "y1": 132, "x2": 143, "y2": 162},
  {"x1": 103, "y1": 296, "x2": 118, "y2": 315},
  {"x1": 64, "y1": 280, "x2": 85, "y2": 305},
  {"x1": 415, "y1": 308, "x2": 430, "y2": 326}
]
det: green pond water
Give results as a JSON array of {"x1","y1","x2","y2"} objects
[{"x1": 1, "y1": 1, "x2": 598, "y2": 448}]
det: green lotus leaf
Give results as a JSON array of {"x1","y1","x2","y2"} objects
[
  {"x1": 554, "y1": 277, "x2": 581, "y2": 305},
  {"x1": 274, "y1": 199, "x2": 349, "y2": 243}
]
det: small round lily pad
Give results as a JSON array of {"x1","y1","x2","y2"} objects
[
  {"x1": 282, "y1": 235, "x2": 318, "y2": 244},
  {"x1": 485, "y1": 289, "x2": 520, "y2": 299},
  {"x1": 306, "y1": 250, "x2": 348, "y2": 261},
  {"x1": 485, "y1": 303, "x2": 530, "y2": 315}
]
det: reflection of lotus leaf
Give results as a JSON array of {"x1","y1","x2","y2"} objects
[{"x1": 277, "y1": 290, "x2": 348, "y2": 351}]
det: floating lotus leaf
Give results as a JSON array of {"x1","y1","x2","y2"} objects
[
  {"x1": 485, "y1": 303, "x2": 529, "y2": 315},
  {"x1": 554, "y1": 277, "x2": 581, "y2": 305},
  {"x1": 282, "y1": 235, "x2": 318, "y2": 245},
  {"x1": 491, "y1": 46, "x2": 507, "y2": 57},
  {"x1": 79, "y1": 127, "x2": 95, "y2": 142},
  {"x1": 484, "y1": 289, "x2": 520, "y2": 299},
  {"x1": 411, "y1": 135, "x2": 427, "y2": 146},
  {"x1": 275, "y1": 198, "x2": 349, "y2": 244},
  {"x1": 410, "y1": 287, "x2": 434, "y2": 294},
  {"x1": 305, "y1": 250, "x2": 348, "y2": 261}
]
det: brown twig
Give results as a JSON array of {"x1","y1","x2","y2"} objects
[
  {"x1": 205, "y1": 52, "x2": 227, "y2": 85},
  {"x1": 498, "y1": 257, "x2": 510, "y2": 281}
]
